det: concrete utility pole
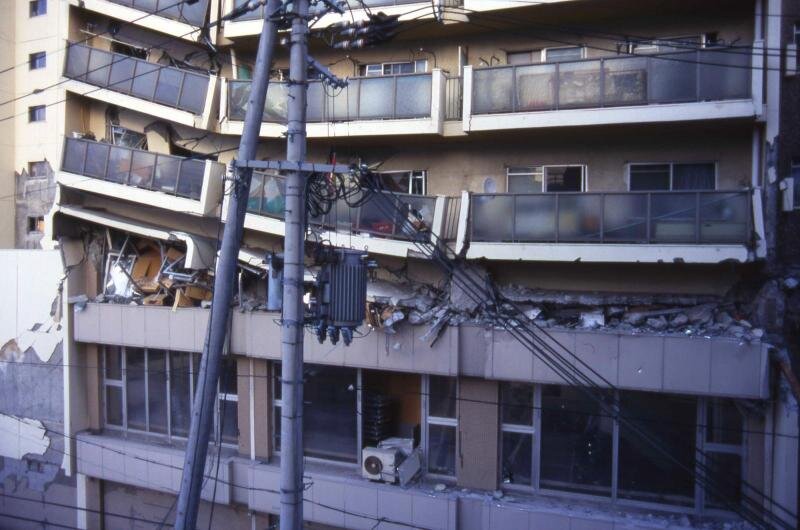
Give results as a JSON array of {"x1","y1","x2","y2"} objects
[
  {"x1": 174, "y1": 1, "x2": 281, "y2": 528},
  {"x1": 279, "y1": 0, "x2": 310, "y2": 527}
]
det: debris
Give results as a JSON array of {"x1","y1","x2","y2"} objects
[
  {"x1": 783, "y1": 277, "x2": 799, "y2": 290},
  {"x1": 669, "y1": 313, "x2": 689, "y2": 327},
  {"x1": 752, "y1": 280, "x2": 786, "y2": 332},
  {"x1": 434, "y1": 483, "x2": 447, "y2": 492},
  {"x1": 715, "y1": 311, "x2": 734, "y2": 328},
  {"x1": 687, "y1": 304, "x2": 714, "y2": 325},
  {"x1": 751, "y1": 328, "x2": 764, "y2": 338},
  {"x1": 645, "y1": 316, "x2": 668, "y2": 331},
  {"x1": 580, "y1": 311, "x2": 604, "y2": 329}
]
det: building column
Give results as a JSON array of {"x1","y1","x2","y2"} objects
[
  {"x1": 76, "y1": 473, "x2": 103, "y2": 530},
  {"x1": 456, "y1": 377, "x2": 499, "y2": 490}
]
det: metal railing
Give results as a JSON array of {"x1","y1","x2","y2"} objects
[
  {"x1": 469, "y1": 190, "x2": 752, "y2": 245},
  {"x1": 442, "y1": 196, "x2": 461, "y2": 242},
  {"x1": 228, "y1": 73, "x2": 432, "y2": 123},
  {"x1": 445, "y1": 75, "x2": 463, "y2": 120},
  {"x1": 231, "y1": 0, "x2": 423, "y2": 21},
  {"x1": 471, "y1": 48, "x2": 752, "y2": 115},
  {"x1": 106, "y1": 0, "x2": 210, "y2": 26},
  {"x1": 247, "y1": 172, "x2": 437, "y2": 241},
  {"x1": 61, "y1": 137, "x2": 211, "y2": 201},
  {"x1": 64, "y1": 42, "x2": 211, "y2": 115}
]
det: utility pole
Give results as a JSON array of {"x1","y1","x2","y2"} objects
[
  {"x1": 174, "y1": 1, "x2": 280, "y2": 528},
  {"x1": 279, "y1": 0, "x2": 310, "y2": 527}
]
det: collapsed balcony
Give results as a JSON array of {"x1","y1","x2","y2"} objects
[
  {"x1": 63, "y1": 42, "x2": 217, "y2": 128},
  {"x1": 102, "y1": 0, "x2": 210, "y2": 26},
  {"x1": 59, "y1": 136, "x2": 225, "y2": 216}
]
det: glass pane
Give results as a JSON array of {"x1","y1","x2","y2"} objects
[
  {"x1": 108, "y1": 57, "x2": 136, "y2": 93},
  {"x1": 706, "y1": 398, "x2": 743, "y2": 445},
  {"x1": 107, "y1": 147, "x2": 132, "y2": 184},
  {"x1": 557, "y1": 194, "x2": 602, "y2": 242},
  {"x1": 178, "y1": 73, "x2": 209, "y2": 114},
  {"x1": 400, "y1": 195, "x2": 435, "y2": 240},
  {"x1": 603, "y1": 194, "x2": 648, "y2": 242},
  {"x1": 220, "y1": 399, "x2": 238, "y2": 444},
  {"x1": 65, "y1": 45, "x2": 90, "y2": 80},
  {"x1": 263, "y1": 175, "x2": 286, "y2": 217},
  {"x1": 220, "y1": 358, "x2": 238, "y2": 396},
  {"x1": 541, "y1": 385, "x2": 613, "y2": 496},
  {"x1": 603, "y1": 57, "x2": 647, "y2": 106},
  {"x1": 508, "y1": 171, "x2": 543, "y2": 193},
  {"x1": 473, "y1": 68, "x2": 513, "y2": 114},
  {"x1": 618, "y1": 391, "x2": 696, "y2": 505},
  {"x1": 630, "y1": 164, "x2": 670, "y2": 191},
  {"x1": 706, "y1": 453, "x2": 742, "y2": 508},
  {"x1": 180, "y1": 0, "x2": 208, "y2": 25},
  {"x1": 129, "y1": 150, "x2": 156, "y2": 188},
  {"x1": 472, "y1": 195, "x2": 513, "y2": 241},
  {"x1": 502, "y1": 431, "x2": 532, "y2": 485},
  {"x1": 395, "y1": 75, "x2": 431, "y2": 117},
  {"x1": 148, "y1": 349, "x2": 168, "y2": 434},
  {"x1": 429, "y1": 376, "x2": 456, "y2": 418},
  {"x1": 328, "y1": 80, "x2": 358, "y2": 120},
  {"x1": 176, "y1": 159, "x2": 205, "y2": 199},
  {"x1": 501, "y1": 382, "x2": 533, "y2": 426},
  {"x1": 546, "y1": 47, "x2": 583, "y2": 62},
  {"x1": 153, "y1": 156, "x2": 180, "y2": 193},
  {"x1": 105, "y1": 346, "x2": 122, "y2": 380},
  {"x1": 106, "y1": 386, "x2": 123, "y2": 426},
  {"x1": 558, "y1": 60, "x2": 601, "y2": 108},
  {"x1": 650, "y1": 193, "x2": 697, "y2": 243},
  {"x1": 700, "y1": 192, "x2": 749, "y2": 244},
  {"x1": 131, "y1": 61, "x2": 159, "y2": 100},
  {"x1": 698, "y1": 49, "x2": 750, "y2": 101},
  {"x1": 62, "y1": 139, "x2": 87, "y2": 174},
  {"x1": 545, "y1": 166, "x2": 583, "y2": 192},
  {"x1": 84, "y1": 143, "x2": 110, "y2": 179},
  {"x1": 516, "y1": 64, "x2": 556, "y2": 111},
  {"x1": 158, "y1": 0, "x2": 181, "y2": 19},
  {"x1": 515, "y1": 195, "x2": 556, "y2": 241},
  {"x1": 228, "y1": 80, "x2": 249, "y2": 121},
  {"x1": 428, "y1": 424, "x2": 456, "y2": 475},
  {"x1": 248, "y1": 172, "x2": 265, "y2": 213},
  {"x1": 648, "y1": 51, "x2": 697, "y2": 103},
  {"x1": 154, "y1": 67, "x2": 182, "y2": 107},
  {"x1": 264, "y1": 82, "x2": 288, "y2": 122},
  {"x1": 672, "y1": 163, "x2": 715, "y2": 190},
  {"x1": 170, "y1": 352, "x2": 192, "y2": 438},
  {"x1": 303, "y1": 366, "x2": 357, "y2": 462},
  {"x1": 87, "y1": 49, "x2": 112, "y2": 86},
  {"x1": 358, "y1": 196, "x2": 398, "y2": 236},
  {"x1": 359, "y1": 76, "x2": 394, "y2": 118},
  {"x1": 306, "y1": 81, "x2": 325, "y2": 122},
  {"x1": 125, "y1": 348, "x2": 147, "y2": 431}
]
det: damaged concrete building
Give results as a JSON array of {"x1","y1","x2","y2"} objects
[{"x1": 4, "y1": 0, "x2": 799, "y2": 528}]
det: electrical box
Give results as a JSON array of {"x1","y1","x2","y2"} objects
[{"x1": 312, "y1": 248, "x2": 369, "y2": 345}]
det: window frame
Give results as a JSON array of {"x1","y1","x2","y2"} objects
[
  {"x1": 542, "y1": 46, "x2": 586, "y2": 63},
  {"x1": 376, "y1": 169, "x2": 427, "y2": 195},
  {"x1": 359, "y1": 59, "x2": 428, "y2": 77},
  {"x1": 498, "y1": 383, "x2": 747, "y2": 516},
  {"x1": 28, "y1": 161, "x2": 48, "y2": 179},
  {"x1": 28, "y1": 105, "x2": 46, "y2": 122},
  {"x1": 506, "y1": 46, "x2": 586, "y2": 66},
  {"x1": 29, "y1": 52, "x2": 46, "y2": 70},
  {"x1": 422, "y1": 375, "x2": 458, "y2": 479},
  {"x1": 629, "y1": 35, "x2": 706, "y2": 55},
  {"x1": 506, "y1": 165, "x2": 587, "y2": 193},
  {"x1": 101, "y1": 346, "x2": 237, "y2": 447},
  {"x1": 29, "y1": 0, "x2": 46, "y2": 17},
  {"x1": 627, "y1": 161, "x2": 718, "y2": 191}
]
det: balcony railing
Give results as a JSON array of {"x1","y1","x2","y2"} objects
[
  {"x1": 62, "y1": 137, "x2": 211, "y2": 201},
  {"x1": 247, "y1": 172, "x2": 436, "y2": 241},
  {"x1": 64, "y1": 43, "x2": 211, "y2": 115},
  {"x1": 470, "y1": 190, "x2": 752, "y2": 245},
  {"x1": 231, "y1": 0, "x2": 422, "y2": 20},
  {"x1": 105, "y1": 0, "x2": 210, "y2": 26},
  {"x1": 445, "y1": 74, "x2": 463, "y2": 120},
  {"x1": 471, "y1": 48, "x2": 752, "y2": 115},
  {"x1": 228, "y1": 73, "x2": 432, "y2": 123}
]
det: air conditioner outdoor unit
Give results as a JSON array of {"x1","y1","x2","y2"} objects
[{"x1": 361, "y1": 446, "x2": 402, "y2": 483}]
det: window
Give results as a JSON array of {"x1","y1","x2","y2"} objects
[
  {"x1": 792, "y1": 159, "x2": 800, "y2": 207},
  {"x1": 359, "y1": 59, "x2": 428, "y2": 77},
  {"x1": 102, "y1": 346, "x2": 237, "y2": 445},
  {"x1": 424, "y1": 375, "x2": 457, "y2": 476},
  {"x1": 110, "y1": 41, "x2": 148, "y2": 60},
  {"x1": 629, "y1": 162, "x2": 716, "y2": 191},
  {"x1": 29, "y1": 0, "x2": 46, "y2": 17},
  {"x1": 29, "y1": 52, "x2": 46, "y2": 70},
  {"x1": 273, "y1": 364, "x2": 359, "y2": 462},
  {"x1": 110, "y1": 126, "x2": 147, "y2": 149},
  {"x1": 507, "y1": 47, "x2": 585, "y2": 65},
  {"x1": 28, "y1": 105, "x2": 45, "y2": 122},
  {"x1": 27, "y1": 216, "x2": 44, "y2": 234},
  {"x1": 498, "y1": 383, "x2": 745, "y2": 513},
  {"x1": 236, "y1": 63, "x2": 253, "y2": 80},
  {"x1": 507, "y1": 51, "x2": 536, "y2": 65},
  {"x1": 28, "y1": 161, "x2": 48, "y2": 178},
  {"x1": 507, "y1": 166, "x2": 585, "y2": 193},
  {"x1": 376, "y1": 170, "x2": 426, "y2": 195},
  {"x1": 630, "y1": 35, "x2": 703, "y2": 54}
]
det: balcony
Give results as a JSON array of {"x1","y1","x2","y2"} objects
[
  {"x1": 59, "y1": 137, "x2": 225, "y2": 216},
  {"x1": 63, "y1": 43, "x2": 218, "y2": 129},
  {"x1": 68, "y1": 0, "x2": 212, "y2": 41},
  {"x1": 463, "y1": 47, "x2": 761, "y2": 131},
  {"x1": 238, "y1": 172, "x2": 445, "y2": 257},
  {"x1": 463, "y1": 190, "x2": 757, "y2": 263},
  {"x1": 222, "y1": 71, "x2": 444, "y2": 137}
]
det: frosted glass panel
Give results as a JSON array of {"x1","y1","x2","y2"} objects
[
  {"x1": 396, "y1": 75, "x2": 431, "y2": 117},
  {"x1": 516, "y1": 64, "x2": 555, "y2": 111},
  {"x1": 473, "y1": 68, "x2": 513, "y2": 113},
  {"x1": 359, "y1": 77, "x2": 393, "y2": 118}
]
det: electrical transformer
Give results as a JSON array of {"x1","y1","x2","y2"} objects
[{"x1": 312, "y1": 248, "x2": 369, "y2": 345}]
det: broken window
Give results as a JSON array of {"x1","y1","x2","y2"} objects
[
  {"x1": 507, "y1": 165, "x2": 584, "y2": 193},
  {"x1": 26, "y1": 216, "x2": 45, "y2": 234},
  {"x1": 377, "y1": 170, "x2": 426, "y2": 195},
  {"x1": 629, "y1": 162, "x2": 716, "y2": 191},
  {"x1": 110, "y1": 126, "x2": 147, "y2": 149},
  {"x1": 29, "y1": 52, "x2": 46, "y2": 70},
  {"x1": 110, "y1": 41, "x2": 148, "y2": 60},
  {"x1": 425, "y1": 375, "x2": 457, "y2": 476},
  {"x1": 102, "y1": 346, "x2": 237, "y2": 444}
]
